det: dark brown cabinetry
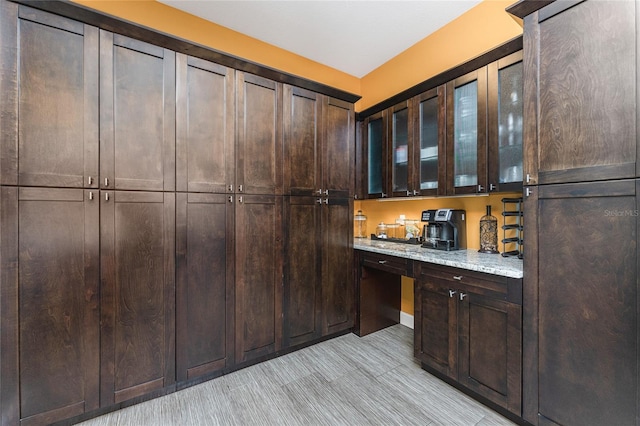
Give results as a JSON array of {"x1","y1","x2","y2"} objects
[
  {"x1": 235, "y1": 194, "x2": 283, "y2": 364},
  {"x1": 0, "y1": 187, "x2": 100, "y2": 425},
  {"x1": 362, "y1": 111, "x2": 388, "y2": 198},
  {"x1": 100, "y1": 32, "x2": 176, "y2": 192},
  {"x1": 176, "y1": 193, "x2": 234, "y2": 382},
  {"x1": 522, "y1": 181, "x2": 638, "y2": 426},
  {"x1": 236, "y1": 72, "x2": 283, "y2": 195},
  {"x1": 100, "y1": 191, "x2": 176, "y2": 405},
  {"x1": 414, "y1": 87, "x2": 447, "y2": 196},
  {"x1": 508, "y1": 1, "x2": 640, "y2": 425},
  {"x1": 0, "y1": 5, "x2": 99, "y2": 188},
  {"x1": 415, "y1": 264, "x2": 522, "y2": 415},
  {"x1": 176, "y1": 54, "x2": 234, "y2": 194},
  {"x1": 389, "y1": 101, "x2": 414, "y2": 197},
  {"x1": 519, "y1": 0, "x2": 636, "y2": 186}
]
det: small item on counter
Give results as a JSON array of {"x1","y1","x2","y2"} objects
[
  {"x1": 387, "y1": 223, "x2": 402, "y2": 239},
  {"x1": 479, "y1": 205, "x2": 499, "y2": 254},
  {"x1": 375, "y1": 222, "x2": 388, "y2": 238},
  {"x1": 404, "y1": 219, "x2": 421, "y2": 239},
  {"x1": 354, "y1": 210, "x2": 368, "y2": 238}
]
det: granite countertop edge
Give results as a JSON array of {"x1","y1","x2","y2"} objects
[{"x1": 353, "y1": 238, "x2": 523, "y2": 279}]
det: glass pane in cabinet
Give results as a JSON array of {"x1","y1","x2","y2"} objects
[
  {"x1": 498, "y1": 62, "x2": 523, "y2": 183},
  {"x1": 419, "y1": 97, "x2": 438, "y2": 190},
  {"x1": 368, "y1": 118, "x2": 383, "y2": 194},
  {"x1": 454, "y1": 81, "x2": 478, "y2": 187},
  {"x1": 392, "y1": 108, "x2": 408, "y2": 192}
]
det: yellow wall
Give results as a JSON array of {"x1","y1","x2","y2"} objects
[
  {"x1": 72, "y1": 0, "x2": 522, "y2": 112},
  {"x1": 359, "y1": 0, "x2": 523, "y2": 111},
  {"x1": 355, "y1": 193, "x2": 522, "y2": 315},
  {"x1": 70, "y1": 0, "x2": 361, "y2": 96}
]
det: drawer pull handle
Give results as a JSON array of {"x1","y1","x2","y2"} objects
[
  {"x1": 448, "y1": 289, "x2": 457, "y2": 298},
  {"x1": 453, "y1": 275, "x2": 463, "y2": 281},
  {"x1": 378, "y1": 260, "x2": 387, "y2": 264},
  {"x1": 459, "y1": 292, "x2": 467, "y2": 301}
]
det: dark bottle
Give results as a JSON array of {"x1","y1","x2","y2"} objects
[{"x1": 479, "y1": 205, "x2": 499, "y2": 254}]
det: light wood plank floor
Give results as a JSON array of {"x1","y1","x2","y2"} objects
[{"x1": 79, "y1": 325, "x2": 516, "y2": 426}]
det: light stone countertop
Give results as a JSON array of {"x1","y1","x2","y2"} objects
[{"x1": 354, "y1": 238, "x2": 523, "y2": 279}]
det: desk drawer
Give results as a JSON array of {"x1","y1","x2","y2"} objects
[{"x1": 360, "y1": 252, "x2": 412, "y2": 276}]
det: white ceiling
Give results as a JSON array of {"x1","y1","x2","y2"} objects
[{"x1": 158, "y1": 0, "x2": 483, "y2": 78}]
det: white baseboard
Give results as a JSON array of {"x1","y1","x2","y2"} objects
[{"x1": 400, "y1": 311, "x2": 414, "y2": 329}]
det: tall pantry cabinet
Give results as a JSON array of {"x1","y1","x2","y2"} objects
[
  {"x1": 508, "y1": 1, "x2": 640, "y2": 425},
  {"x1": 0, "y1": 1, "x2": 356, "y2": 424}
]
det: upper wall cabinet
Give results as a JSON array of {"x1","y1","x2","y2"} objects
[
  {"x1": 100, "y1": 32, "x2": 176, "y2": 192},
  {"x1": 414, "y1": 86, "x2": 447, "y2": 197},
  {"x1": 488, "y1": 51, "x2": 524, "y2": 192},
  {"x1": 446, "y1": 67, "x2": 488, "y2": 195},
  {"x1": 236, "y1": 72, "x2": 283, "y2": 195},
  {"x1": 389, "y1": 100, "x2": 413, "y2": 197},
  {"x1": 283, "y1": 86, "x2": 354, "y2": 198},
  {"x1": 176, "y1": 54, "x2": 234, "y2": 194},
  {"x1": 522, "y1": 0, "x2": 636, "y2": 185},
  {"x1": 363, "y1": 110, "x2": 388, "y2": 198},
  {"x1": 0, "y1": 5, "x2": 99, "y2": 188}
]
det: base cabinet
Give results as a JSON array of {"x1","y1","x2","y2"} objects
[{"x1": 415, "y1": 263, "x2": 522, "y2": 416}]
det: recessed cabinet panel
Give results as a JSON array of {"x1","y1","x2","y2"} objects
[
  {"x1": 536, "y1": 0, "x2": 636, "y2": 184},
  {"x1": 9, "y1": 7, "x2": 99, "y2": 188},
  {"x1": 100, "y1": 191, "x2": 175, "y2": 405},
  {"x1": 176, "y1": 55, "x2": 234, "y2": 193},
  {"x1": 497, "y1": 62, "x2": 523, "y2": 185},
  {"x1": 100, "y1": 32, "x2": 176, "y2": 192},
  {"x1": 367, "y1": 115, "x2": 385, "y2": 197},
  {"x1": 176, "y1": 193, "x2": 234, "y2": 381},
  {"x1": 236, "y1": 73, "x2": 283, "y2": 195},
  {"x1": 323, "y1": 97, "x2": 354, "y2": 198},
  {"x1": 1, "y1": 188, "x2": 100, "y2": 425}
]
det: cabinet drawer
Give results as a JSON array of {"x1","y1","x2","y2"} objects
[
  {"x1": 360, "y1": 252, "x2": 412, "y2": 276},
  {"x1": 418, "y1": 263, "x2": 521, "y2": 304}
]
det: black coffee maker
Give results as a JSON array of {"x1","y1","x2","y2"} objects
[{"x1": 421, "y1": 209, "x2": 467, "y2": 251}]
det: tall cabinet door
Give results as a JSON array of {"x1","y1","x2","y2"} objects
[
  {"x1": 283, "y1": 196, "x2": 322, "y2": 347},
  {"x1": 235, "y1": 194, "x2": 283, "y2": 363},
  {"x1": 322, "y1": 197, "x2": 354, "y2": 335},
  {"x1": 100, "y1": 32, "x2": 176, "y2": 192},
  {"x1": 236, "y1": 72, "x2": 283, "y2": 195},
  {"x1": 176, "y1": 54, "x2": 234, "y2": 194},
  {"x1": 523, "y1": 1, "x2": 636, "y2": 185},
  {"x1": 523, "y1": 181, "x2": 638, "y2": 426},
  {"x1": 322, "y1": 97, "x2": 355, "y2": 198},
  {"x1": 283, "y1": 86, "x2": 321, "y2": 196},
  {"x1": 0, "y1": 4, "x2": 99, "y2": 188},
  {"x1": 176, "y1": 193, "x2": 234, "y2": 382},
  {"x1": 100, "y1": 191, "x2": 175, "y2": 405},
  {"x1": 0, "y1": 187, "x2": 99, "y2": 426}
]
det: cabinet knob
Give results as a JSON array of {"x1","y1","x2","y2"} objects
[
  {"x1": 105, "y1": 192, "x2": 109, "y2": 201},
  {"x1": 381, "y1": 193, "x2": 388, "y2": 198},
  {"x1": 453, "y1": 275, "x2": 463, "y2": 281},
  {"x1": 238, "y1": 196, "x2": 243, "y2": 204},
  {"x1": 88, "y1": 176, "x2": 93, "y2": 185},
  {"x1": 89, "y1": 191, "x2": 94, "y2": 200},
  {"x1": 228, "y1": 184, "x2": 233, "y2": 192},
  {"x1": 413, "y1": 190, "x2": 419, "y2": 196},
  {"x1": 448, "y1": 289, "x2": 457, "y2": 298},
  {"x1": 323, "y1": 189, "x2": 329, "y2": 196},
  {"x1": 526, "y1": 173, "x2": 531, "y2": 184},
  {"x1": 459, "y1": 292, "x2": 467, "y2": 301},
  {"x1": 316, "y1": 189, "x2": 323, "y2": 195},
  {"x1": 323, "y1": 198, "x2": 328, "y2": 205},
  {"x1": 406, "y1": 190, "x2": 412, "y2": 197},
  {"x1": 228, "y1": 195, "x2": 233, "y2": 203},
  {"x1": 316, "y1": 198, "x2": 322, "y2": 204},
  {"x1": 238, "y1": 185, "x2": 243, "y2": 193},
  {"x1": 378, "y1": 260, "x2": 387, "y2": 264},
  {"x1": 477, "y1": 184, "x2": 484, "y2": 192},
  {"x1": 525, "y1": 187, "x2": 533, "y2": 197},
  {"x1": 489, "y1": 183, "x2": 496, "y2": 191},
  {"x1": 104, "y1": 177, "x2": 109, "y2": 187}
]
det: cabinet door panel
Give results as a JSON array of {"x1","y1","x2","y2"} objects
[
  {"x1": 535, "y1": 1, "x2": 636, "y2": 184},
  {"x1": 323, "y1": 97, "x2": 355, "y2": 198},
  {"x1": 390, "y1": 101, "x2": 411, "y2": 197},
  {"x1": 176, "y1": 55, "x2": 234, "y2": 193},
  {"x1": 1, "y1": 6, "x2": 99, "y2": 188},
  {"x1": 364, "y1": 112, "x2": 387, "y2": 199},
  {"x1": 323, "y1": 198, "x2": 354, "y2": 335},
  {"x1": 283, "y1": 86, "x2": 320, "y2": 196},
  {"x1": 415, "y1": 86, "x2": 446, "y2": 196},
  {"x1": 458, "y1": 293, "x2": 521, "y2": 413},
  {"x1": 176, "y1": 193, "x2": 234, "y2": 381},
  {"x1": 235, "y1": 195, "x2": 283, "y2": 363},
  {"x1": 283, "y1": 197, "x2": 321, "y2": 346},
  {"x1": 236, "y1": 73, "x2": 282, "y2": 195},
  {"x1": 100, "y1": 32, "x2": 176, "y2": 192},
  {"x1": 101, "y1": 191, "x2": 175, "y2": 405},
  {"x1": 1, "y1": 187, "x2": 99, "y2": 425},
  {"x1": 414, "y1": 278, "x2": 457, "y2": 378},
  {"x1": 534, "y1": 181, "x2": 637, "y2": 426}
]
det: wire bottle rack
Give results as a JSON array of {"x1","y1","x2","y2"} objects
[{"x1": 501, "y1": 197, "x2": 523, "y2": 259}]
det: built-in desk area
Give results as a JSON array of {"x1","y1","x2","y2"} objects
[{"x1": 354, "y1": 238, "x2": 525, "y2": 419}]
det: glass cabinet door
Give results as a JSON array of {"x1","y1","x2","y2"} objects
[
  {"x1": 418, "y1": 88, "x2": 443, "y2": 194},
  {"x1": 497, "y1": 61, "x2": 523, "y2": 185},
  {"x1": 366, "y1": 113, "x2": 385, "y2": 198},
  {"x1": 391, "y1": 103, "x2": 409, "y2": 195},
  {"x1": 448, "y1": 68, "x2": 487, "y2": 195}
]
